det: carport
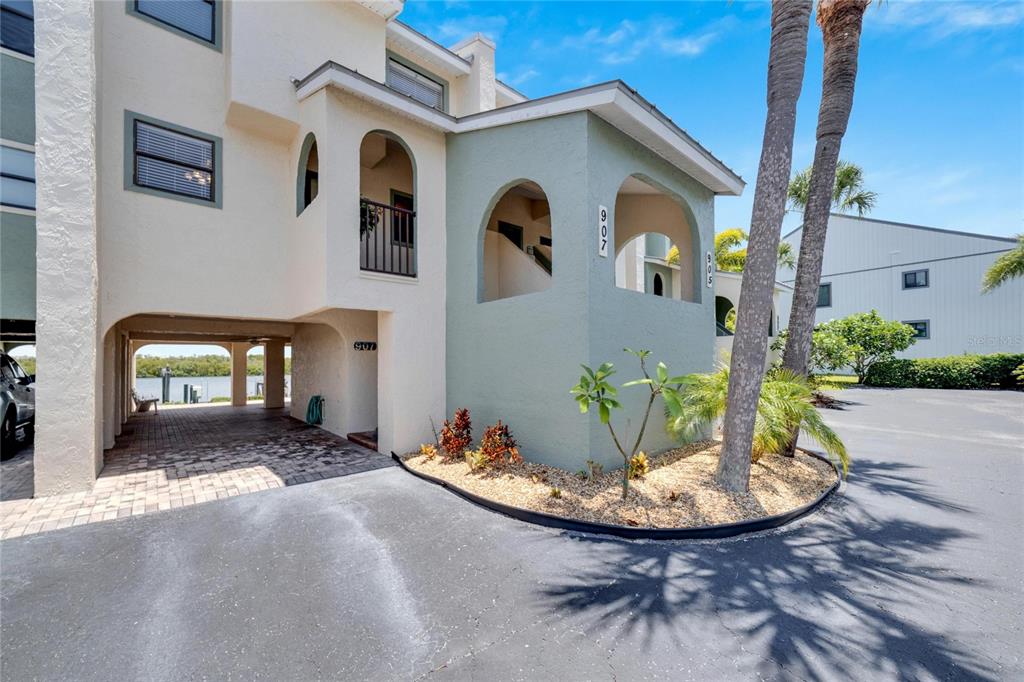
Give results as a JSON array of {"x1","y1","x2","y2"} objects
[{"x1": 1, "y1": 402, "x2": 393, "y2": 538}]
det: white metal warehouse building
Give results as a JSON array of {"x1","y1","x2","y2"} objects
[{"x1": 777, "y1": 215, "x2": 1023, "y2": 360}]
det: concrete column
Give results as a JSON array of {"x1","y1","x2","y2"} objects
[
  {"x1": 33, "y1": 1, "x2": 101, "y2": 495},
  {"x1": 377, "y1": 311, "x2": 444, "y2": 456},
  {"x1": 451, "y1": 34, "x2": 496, "y2": 114},
  {"x1": 263, "y1": 340, "x2": 286, "y2": 409},
  {"x1": 102, "y1": 330, "x2": 116, "y2": 450},
  {"x1": 230, "y1": 342, "x2": 249, "y2": 407}
]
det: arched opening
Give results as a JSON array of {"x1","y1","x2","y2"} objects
[
  {"x1": 296, "y1": 132, "x2": 318, "y2": 215},
  {"x1": 6, "y1": 344, "x2": 35, "y2": 379},
  {"x1": 480, "y1": 180, "x2": 553, "y2": 302},
  {"x1": 615, "y1": 232, "x2": 681, "y2": 299},
  {"x1": 133, "y1": 343, "x2": 233, "y2": 405},
  {"x1": 359, "y1": 131, "x2": 416, "y2": 277},
  {"x1": 612, "y1": 175, "x2": 700, "y2": 302},
  {"x1": 715, "y1": 295, "x2": 736, "y2": 336}
]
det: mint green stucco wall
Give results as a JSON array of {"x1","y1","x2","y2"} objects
[
  {"x1": 447, "y1": 112, "x2": 715, "y2": 472},
  {"x1": 1, "y1": 54, "x2": 35, "y2": 145},
  {"x1": 1, "y1": 212, "x2": 37, "y2": 320}
]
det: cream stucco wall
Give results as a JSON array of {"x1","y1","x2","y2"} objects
[
  {"x1": 614, "y1": 193, "x2": 696, "y2": 302},
  {"x1": 34, "y1": 0, "x2": 103, "y2": 495},
  {"x1": 34, "y1": 1, "x2": 450, "y2": 492},
  {"x1": 290, "y1": 309, "x2": 379, "y2": 439},
  {"x1": 483, "y1": 230, "x2": 551, "y2": 301}
]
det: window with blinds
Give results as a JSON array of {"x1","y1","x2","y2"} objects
[
  {"x1": 133, "y1": 120, "x2": 215, "y2": 202},
  {"x1": 0, "y1": 0, "x2": 33, "y2": 57},
  {"x1": 134, "y1": 0, "x2": 215, "y2": 44},
  {"x1": 386, "y1": 59, "x2": 445, "y2": 111},
  {"x1": 0, "y1": 145, "x2": 35, "y2": 210}
]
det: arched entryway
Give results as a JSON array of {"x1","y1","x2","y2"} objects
[
  {"x1": 612, "y1": 175, "x2": 700, "y2": 302},
  {"x1": 480, "y1": 180, "x2": 553, "y2": 302}
]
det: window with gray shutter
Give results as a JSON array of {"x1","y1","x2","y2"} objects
[
  {"x1": 134, "y1": 0, "x2": 215, "y2": 43},
  {"x1": 0, "y1": 145, "x2": 35, "y2": 210},
  {"x1": 386, "y1": 59, "x2": 445, "y2": 111},
  {"x1": 0, "y1": 0, "x2": 34, "y2": 56},
  {"x1": 133, "y1": 120, "x2": 215, "y2": 201}
]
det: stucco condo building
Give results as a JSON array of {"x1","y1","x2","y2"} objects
[
  {"x1": 24, "y1": 0, "x2": 745, "y2": 495},
  {"x1": 778, "y1": 215, "x2": 1023, "y2": 359},
  {"x1": 1, "y1": 0, "x2": 36, "y2": 350}
]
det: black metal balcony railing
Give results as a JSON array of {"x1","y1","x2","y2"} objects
[{"x1": 360, "y1": 198, "x2": 416, "y2": 277}]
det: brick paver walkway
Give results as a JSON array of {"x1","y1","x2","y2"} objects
[{"x1": 0, "y1": 405, "x2": 392, "y2": 539}]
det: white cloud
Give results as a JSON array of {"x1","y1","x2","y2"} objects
[
  {"x1": 870, "y1": 0, "x2": 1024, "y2": 38},
  {"x1": 436, "y1": 14, "x2": 509, "y2": 44},
  {"x1": 506, "y1": 68, "x2": 539, "y2": 87},
  {"x1": 558, "y1": 17, "x2": 727, "y2": 66}
]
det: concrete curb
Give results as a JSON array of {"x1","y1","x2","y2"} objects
[{"x1": 391, "y1": 450, "x2": 841, "y2": 541}]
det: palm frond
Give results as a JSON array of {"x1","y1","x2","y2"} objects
[
  {"x1": 982, "y1": 234, "x2": 1024, "y2": 292},
  {"x1": 665, "y1": 366, "x2": 850, "y2": 473}
]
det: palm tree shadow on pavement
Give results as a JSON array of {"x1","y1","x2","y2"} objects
[{"x1": 534, "y1": 460, "x2": 997, "y2": 680}]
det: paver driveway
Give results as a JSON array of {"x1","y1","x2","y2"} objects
[
  {"x1": 0, "y1": 405, "x2": 390, "y2": 538},
  {"x1": 1, "y1": 388, "x2": 1021, "y2": 680}
]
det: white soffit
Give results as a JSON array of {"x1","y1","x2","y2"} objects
[
  {"x1": 355, "y1": 1, "x2": 404, "y2": 20},
  {"x1": 296, "y1": 65, "x2": 744, "y2": 196},
  {"x1": 386, "y1": 21, "x2": 472, "y2": 79}
]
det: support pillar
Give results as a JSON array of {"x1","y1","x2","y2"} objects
[
  {"x1": 263, "y1": 340, "x2": 285, "y2": 409},
  {"x1": 33, "y1": 0, "x2": 101, "y2": 495},
  {"x1": 230, "y1": 342, "x2": 249, "y2": 407}
]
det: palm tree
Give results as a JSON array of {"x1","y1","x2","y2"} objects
[
  {"x1": 982, "y1": 234, "x2": 1024, "y2": 292},
  {"x1": 788, "y1": 160, "x2": 877, "y2": 215},
  {"x1": 718, "y1": 0, "x2": 813, "y2": 493},
  {"x1": 779, "y1": 0, "x2": 872, "y2": 458},
  {"x1": 668, "y1": 228, "x2": 796, "y2": 271}
]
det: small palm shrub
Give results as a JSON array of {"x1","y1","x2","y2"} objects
[
  {"x1": 440, "y1": 408, "x2": 472, "y2": 461},
  {"x1": 480, "y1": 420, "x2": 521, "y2": 467},
  {"x1": 665, "y1": 366, "x2": 849, "y2": 475}
]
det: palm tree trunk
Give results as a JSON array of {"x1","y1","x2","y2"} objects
[
  {"x1": 781, "y1": 0, "x2": 870, "y2": 457},
  {"x1": 717, "y1": 0, "x2": 812, "y2": 493}
]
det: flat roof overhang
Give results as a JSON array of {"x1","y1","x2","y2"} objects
[{"x1": 294, "y1": 61, "x2": 745, "y2": 196}]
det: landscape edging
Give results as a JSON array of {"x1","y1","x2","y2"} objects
[{"x1": 391, "y1": 450, "x2": 840, "y2": 541}]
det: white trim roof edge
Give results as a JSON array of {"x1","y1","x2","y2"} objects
[
  {"x1": 295, "y1": 62, "x2": 745, "y2": 195},
  {"x1": 782, "y1": 213, "x2": 1017, "y2": 244},
  {"x1": 386, "y1": 20, "x2": 472, "y2": 76}
]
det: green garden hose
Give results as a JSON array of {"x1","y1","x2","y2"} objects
[{"x1": 305, "y1": 395, "x2": 324, "y2": 425}]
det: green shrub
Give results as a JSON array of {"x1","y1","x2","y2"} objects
[
  {"x1": 666, "y1": 366, "x2": 849, "y2": 474},
  {"x1": 864, "y1": 353, "x2": 1024, "y2": 389}
]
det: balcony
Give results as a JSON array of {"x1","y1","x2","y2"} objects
[{"x1": 359, "y1": 198, "x2": 416, "y2": 278}]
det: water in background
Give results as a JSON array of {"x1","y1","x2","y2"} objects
[{"x1": 135, "y1": 375, "x2": 291, "y2": 403}]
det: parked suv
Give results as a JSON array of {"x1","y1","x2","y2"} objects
[{"x1": 1, "y1": 352, "x2": 35, "y2": 458}]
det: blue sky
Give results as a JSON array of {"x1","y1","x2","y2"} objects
[{"x1": 402, "y1": 0, "x2": 1023, "y2": 237}]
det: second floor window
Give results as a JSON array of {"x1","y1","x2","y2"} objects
[
  {"x1": 133, "y1": 118, "x2": 216, "y2": 203},
  {"x1": 386, "y1": 59, "x2": 445, "y2": 111},
  {"x1": 0, "y1": 145, "x2": 35, "y2": 210},
  {"x1": 904, "y1": 320, "x2": 929, "y2": 339},
  {"x1": 902, "y1": 269, "x2": 929, "y2": 289},
  {"x1": 134, "y1": 0, "x2": 216, "y2": 44},
  {"x1": 817, "y1": 283, "x2": 832, "y2": 308},
  {"x1": 0, "y1": 0, "x2": 33, "y2": 57}
]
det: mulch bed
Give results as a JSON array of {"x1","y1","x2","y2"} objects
[{"x1": 402, "y1": 441, "x2": 837, "y2": 529}]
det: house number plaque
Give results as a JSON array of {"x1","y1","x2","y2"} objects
[{"x1": 353, "y1": 341, "x2": 377, "y2": 351}]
